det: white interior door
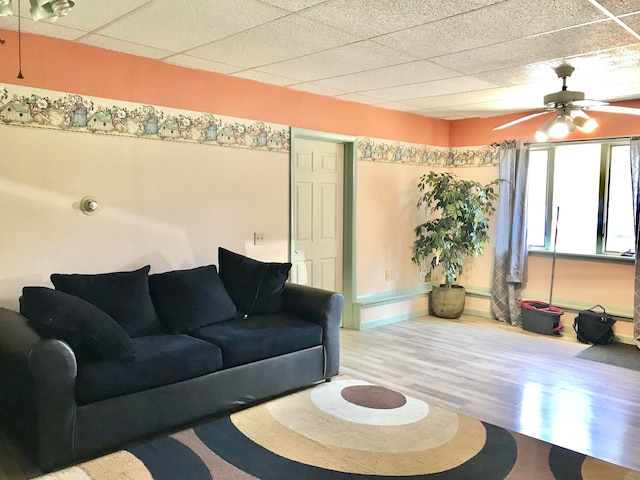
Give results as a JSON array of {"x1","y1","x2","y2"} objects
[{"x1": 293, "y1": 138, "x2": 344, "y2": 292}]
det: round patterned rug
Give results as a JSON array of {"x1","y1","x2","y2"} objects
[{"x1": 35, "y1": 378, "x2": 639, "y2": 480}]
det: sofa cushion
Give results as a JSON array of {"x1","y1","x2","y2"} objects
[
  {"x1": 75, "y1": 334, "x2": 224, "y2": 405},
  {"x1": 218, "y1": 247, "x2": 291, "y2": 316},
  {"x1": 191, "y1": 314, "x2": 323, "y2": 368},
  {"x1": 20, "y1": 287, "x2": 134, "y2": 361},
  {"x1": 149, "y1": 265, "x2": 238, "y2": 333},
  {"x1": 51, "y1": 266, "x2": 161, "y2": 337}
]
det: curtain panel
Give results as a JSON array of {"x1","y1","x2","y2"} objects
[
  {"x1": 631, "y1": 136, "x2": 640, "y2": 348},
  {"x1": 491, "y1": 140, "x2": 530, "y2": 325}
]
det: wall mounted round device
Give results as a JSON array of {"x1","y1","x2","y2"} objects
[{"x1": 80, "y1": 196, "x2": 100, "y2": 215}]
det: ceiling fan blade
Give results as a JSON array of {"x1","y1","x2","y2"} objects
[
  {"x1": 587, "y1": 105, "x2": 640, "y2": 116},
  {"x1": 492, "y1": 111, "x2": 551, "y2": 130},
  {"x1": 572, "y1": 99, "x2": 608, "y2": 108}
]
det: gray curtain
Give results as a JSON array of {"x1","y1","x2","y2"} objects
[
  {"x1": 631, "y1": 137, "x2": 640, "y2": 348},
  {"x1": 491, "y1": 140, "x2": 530, "y2": 325}
]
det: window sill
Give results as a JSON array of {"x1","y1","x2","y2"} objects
[{"x1": 528, "y1": 249, "x2": 635, "y2": 265}]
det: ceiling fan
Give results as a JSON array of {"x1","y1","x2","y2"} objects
[{"x1": 492, "y1": 64, "x2": 640, "y2": 141}]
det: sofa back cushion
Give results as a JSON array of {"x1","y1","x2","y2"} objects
[
  {"x1": 149, "y1": 265, "x2": 238, "y2": 333},
  {"x1": 51, "y1": 266, "x2": 161, "y2": 337},
  {"x1": 218, "y1": 247, "x2": 291, "y2": 316},
  {"x1": 20, "y1": 287, "x2": 134, "y2": 361}
]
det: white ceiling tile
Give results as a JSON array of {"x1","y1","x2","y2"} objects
[
  {"x1": 97, "y1": 0, "x2": 289, "y2": 52},
  {"x1": 432, "y1": 20, "x2": 640, "y2": 75},
  {"x1": 54, "y1": 0, "x2": 153, "y2": 32},
  {"x1": 256, "y1": 41, "x2": 416, "y2": 82},
  {"x1": 164, "y1": 54, "x2": 244, "y2": 75},
  {"x1": 258, "y1": 0, "x2": 327, "y2": 12},
  {"x1": 312, "y1": 60, "x2": 461, "y2": 92},
  {"x1": 596, "y1": 0, "x2": 640, "y2": 16},
  {"x1": 232, "y1": 69, "x2": 297, "y2": 86},
  {"x1": 79, "y1": 34, "x2": 174, "y2": 60},
  {"x1": 376, "y1": 0, "x2": 606, "y2": 59},
  {"x1": 299, "y1": 0, "x2": 505, "y2": 38},
  {"x1": 374, "y1": 101, "x2": 422, "y2": 113},
  {"x1": 333, "y1": 92, "x2": 386, "y2": 105},
  {"x1": 620, "y1": 11, "x2": 640, "y2": 33},
  {"x1": 363, "y1": 76, "x2": 496, "y2": 102},
  {"x1": 185, "y1": 15, "x2": 359, "y2": 68},
  {"x1": 406, "y1": 85, "x2": 543, "y2": 110},
  {"x1": 287, "y1": 83, "x2": 349, "y2": 96}
]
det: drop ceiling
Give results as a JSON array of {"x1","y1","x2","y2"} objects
[{"x1": 1, "y1": 0, "x2": 639, "y2": 121}]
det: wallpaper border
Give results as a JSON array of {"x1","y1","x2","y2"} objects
[
  {"x1": 0, "y1": 84, "x2": 497, "y2": 167},
  {"x1": 0, "y1": 84, "x2": 290, "y2": 152}
]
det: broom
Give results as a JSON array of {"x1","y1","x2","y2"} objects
[{"x1": 548, "y1": 206, "x2": 559, "y2": 310}]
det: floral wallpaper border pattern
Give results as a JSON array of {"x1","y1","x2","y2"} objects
[{"x1": 0, "y1": 84, "x2": 498, "y2": 167}]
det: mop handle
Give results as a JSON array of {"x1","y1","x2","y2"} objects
[{"x1": 549, "y1": 206, "x2": 559, "y2": 307}]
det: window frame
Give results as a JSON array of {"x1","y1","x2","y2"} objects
[{"x1": 528, "y1": 137, "x2": 635, "y2": 263}]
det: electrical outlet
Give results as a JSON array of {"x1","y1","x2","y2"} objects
[
  {"x1": 385, "y1": 270, "x2": 393, "y2": 281},
  {"x1": 253, "y1": 232, "x2": 265, "y2": 245}
]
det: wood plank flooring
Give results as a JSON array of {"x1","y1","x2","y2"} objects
[{"x1": 340, "y1": 314, "x2": 640, "y2": 472}]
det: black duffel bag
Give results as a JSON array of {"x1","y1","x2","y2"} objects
[{"x1": 573, "y1": 305, "x2": 616, "y2": 345}]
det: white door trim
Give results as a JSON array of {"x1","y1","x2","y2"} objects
[{"x1": 290, "y1": 128, "x2": 358, "y2": 329}]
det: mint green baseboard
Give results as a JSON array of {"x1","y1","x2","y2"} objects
[
  {"x1": 360, "y1": 309, "x2": 430, "y2": 330},
  {"x1": 353, "y1": 284, "x2": 632, "y2": 331}
]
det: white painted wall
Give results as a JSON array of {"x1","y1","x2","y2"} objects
[{"x1": 0, "y1": 126, "x2": 289, "y2": 309}]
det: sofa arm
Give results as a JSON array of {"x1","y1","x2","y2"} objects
[
  {"x1": 29, "y1": 339, "x2": 78, "y2": 470},
  {"x1": 282, "y1": 283, "x2": 343, "y2": 378},
  {"x1": 0, "y1": 308, "x2": 78, "y2": 471}
]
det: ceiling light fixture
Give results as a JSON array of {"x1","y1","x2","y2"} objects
[
  {"x1": 0, "y1": 0, "x2": 12, "y2": 16},
  {"x1": 571, "y1": 110, "x2": 599, "y2": 134},
  {"x1": 0, "y1": 0, "x2": 74, "y2": 21},
  {"x1": 535, "y1": 106, "x2": 599, "y2": 141}
]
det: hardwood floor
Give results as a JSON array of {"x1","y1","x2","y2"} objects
[
  {"x1": 340, "y1": 314, "x2": 640, "y2": 472},
  {"x1": 2, "y1": 314, "x2": 639, "y2": 478}
]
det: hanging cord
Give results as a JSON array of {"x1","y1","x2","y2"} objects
[
  {"x1": 243, "y1": 264, "x2": 270, "y2": 319},
  {"x1": 17, "y1": 0, "x2": 24, "y2": 79}
]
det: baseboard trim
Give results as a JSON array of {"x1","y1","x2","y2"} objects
[
  {"x1": 463, "y1": 307, "x2": 493, "y2": 319},
  {"x1": 361, "y1": 310, "x2": 430, "y2": 330},
  {"x1": 353, "y1": 286, "x2": 430, "y2": 330},
  {"x1": 351, "y1": 284, "x2": 633, "y2": 331}
]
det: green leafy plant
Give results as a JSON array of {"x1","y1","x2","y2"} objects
[{"x1": 412, "y1": 171, "x2": 501, "y2": 288}]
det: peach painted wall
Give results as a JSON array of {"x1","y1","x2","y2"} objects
[
  {"x1": 0, "y1": 29, "x2": 450, "y2": 146},
  {"x1": 356, "y1": 161, "x2": 428, "y2": 296}
]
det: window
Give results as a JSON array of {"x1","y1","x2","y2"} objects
[{"x1": 526, "y1": 139, "x2": 634, "y2": 256}]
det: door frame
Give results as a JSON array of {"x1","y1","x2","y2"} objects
[{"x1": 290, "y1": 127, "x2": 357, "y2": 329}]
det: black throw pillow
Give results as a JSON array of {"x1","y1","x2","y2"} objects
[
  {"x1": 51, "y1": 266, "x2": 161, "y2": 337},
  {"x1": 218, "y1": 247, "x2": 292, "y2": 316},
  {"x1": 149, "y1": 265, "x2": 238, "y2": 333},
  {"x1": 20, "y1": 287, "x2": 134, "y2": 361}
]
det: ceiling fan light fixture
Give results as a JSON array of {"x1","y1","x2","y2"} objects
[
  {"x1": 0, "y1": 0, "x2": 11, "y2": 16},
  {"x1": 547, "y1": 115, "x2": 573, "y2": 138},
  {"x1": 571, "y1": 112, "x2": 598, "y2": 133},
  {"x1": 535, "y1": 120, "x2": 553, "y2": 142},
  {"x1": 30, "y1": 0, "x2": 74, "y2": 21}
]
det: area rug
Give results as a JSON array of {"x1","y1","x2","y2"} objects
[
  {"x1": 34, "y1": 377, "x2": 638, "y2": 480},
  {"x1": 575, "y1": 342, "x2": 640, "y2": 371}
]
